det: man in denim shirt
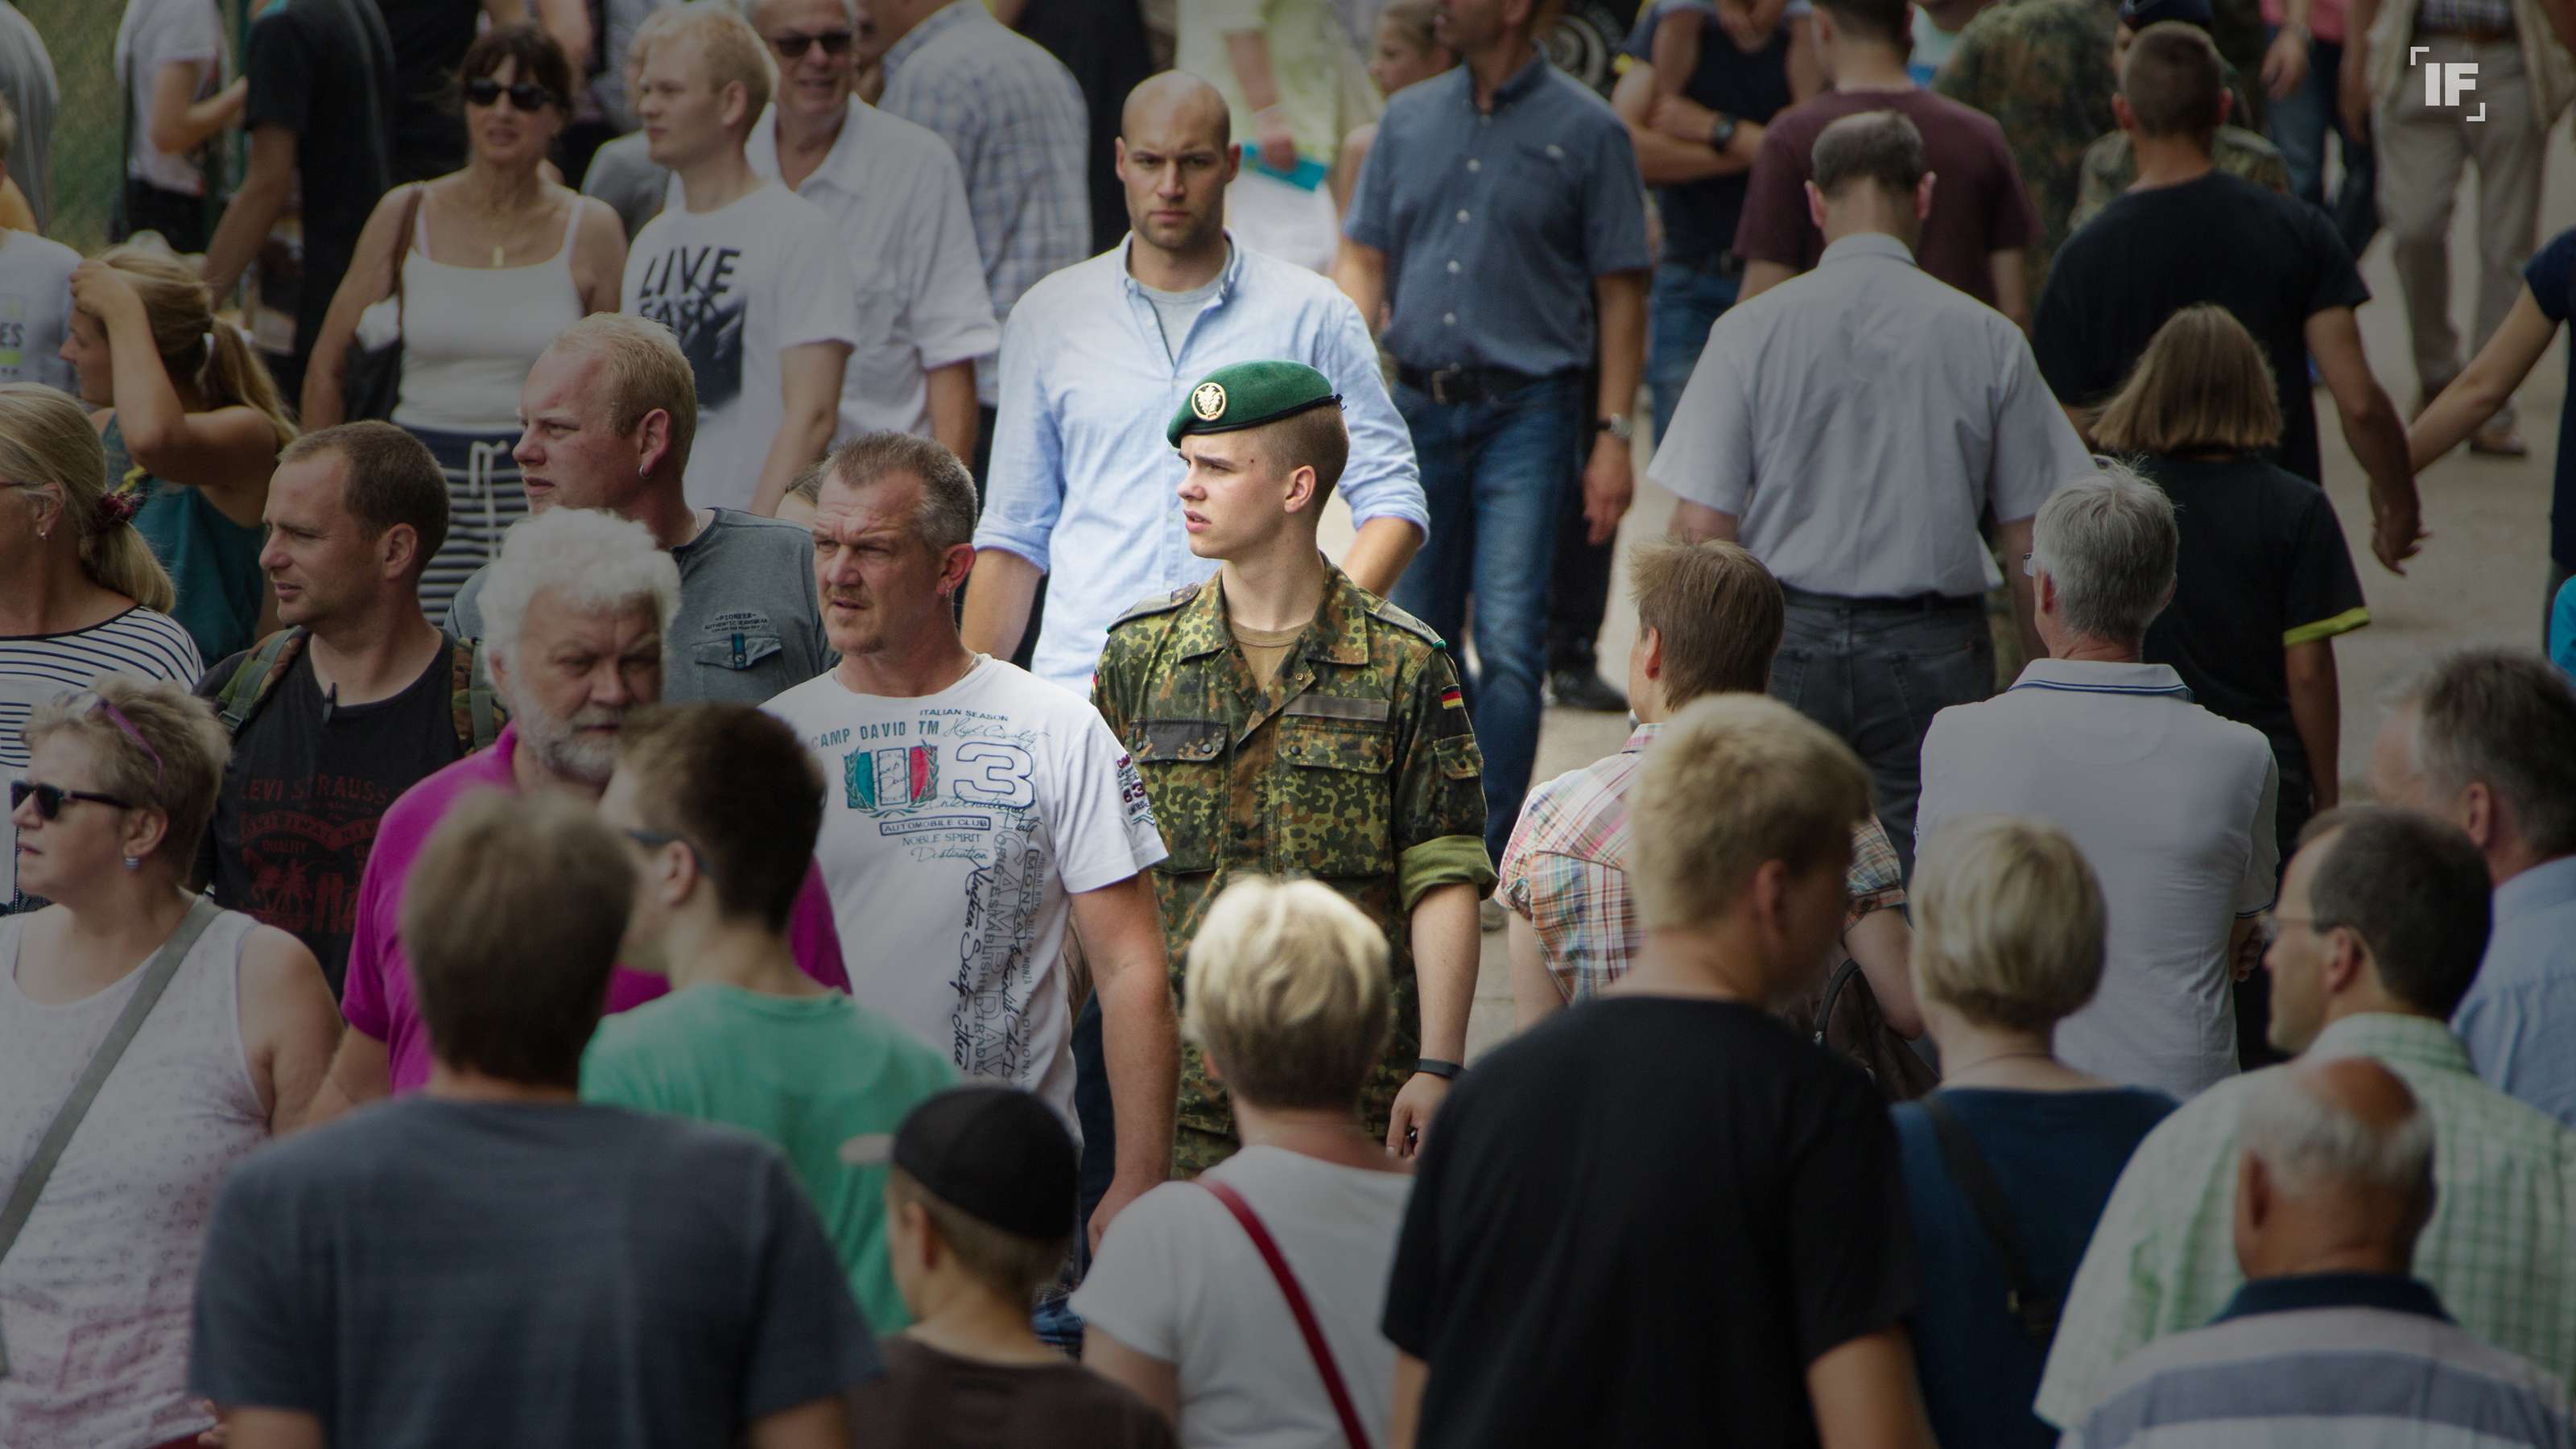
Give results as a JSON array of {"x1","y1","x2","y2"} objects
[{"x1": 1338, "y1": 0, "x2": 1649, "y2": 868}]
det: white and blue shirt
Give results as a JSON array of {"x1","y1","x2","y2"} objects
[
  {"x1": 2455, "y1": 856, "x2": 2576, "y2": 1130},
  {"x1": 976, "y1": 237, "x2": 1428, "y2": 694}
]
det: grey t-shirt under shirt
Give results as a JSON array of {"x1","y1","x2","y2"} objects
[
  {"x1": 449, "y1": 507, "x2": 834, "y2": 705},
  {"x1": 1138, "y1": 269, "x2": 1224, "y2": 364},
  {"x1": 189, "y1": 1097, "x2": 880, "y2": 1447}
]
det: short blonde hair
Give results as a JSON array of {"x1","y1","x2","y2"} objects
[
  {"x1": 23, "y1": 675, "x2": 231, "y2": 868},
  {"x1": 1909, "y1": 815, "x2": 2107, "y2": 1032},
  {"x1": 1185, "y1": 877, "x2": 1393, "y2": 1112},
  {"x1": 2087, "y1": 304, "x2": 2284, "y2": 455},
  {"x1": 1630, "y1": 695, "x2": 1871, "y2": 931},
  {"x1": 547, "y1": 313, "x2": 699, "y2": 477},
  {"x1": 658, "y1": 2, "x2": 776, "y2": 136}
]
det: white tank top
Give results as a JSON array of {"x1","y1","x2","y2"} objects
[
  {"x1": 391, "y1": 193, "x2": 588, "y2": 436},
  {"x1": 0, "y1": 908, "x2": 267, "y2": 1448}
]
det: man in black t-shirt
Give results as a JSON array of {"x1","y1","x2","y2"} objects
[
  {"x1": 200, "y1": 0, "x2": 394, "y2": 404},
  {"x1": 2035, "y1": 22, "x2": 2422, "y2": 572},
  {"x1": 196, "y1": 423, "x2": 465, "y2": 997},
  {"x1": 1384, "y1": 695, "x2": 1931, "y2": 1449}
]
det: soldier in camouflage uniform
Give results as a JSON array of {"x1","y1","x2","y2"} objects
[
  {"x1": 1092, "y1": 361, "x2": 1495, "y2": 1174},
  {"x1": 1935, "y1": 0, "x2": 2266, "y2": 297}
]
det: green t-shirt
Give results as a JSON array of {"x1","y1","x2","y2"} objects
[{"x1": 581, "y1": 985, "x2": 956, "y2": 1331}]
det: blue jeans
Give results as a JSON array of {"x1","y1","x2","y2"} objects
[
  {"x1": 1769, "y1": 597, "x2": 1992, "y2": 883},
  {"x1": 1393, "y1": 372, "x2": 1587, "y2": 864},
  {"x1": 1648, "y1": 260, "x2": 1742, "y2": 446},
  {"x1": 2266, "y1": 27, "x2": 2378, "y2": 262}
]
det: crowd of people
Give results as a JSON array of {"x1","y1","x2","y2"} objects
[{"x1": 2, "y1": 0, "x2": 2576, "y2": 1443}]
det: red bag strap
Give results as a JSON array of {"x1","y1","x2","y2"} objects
[{"x1": 1195, "y1": 1178, "x2": 1375, "y2": 1449}]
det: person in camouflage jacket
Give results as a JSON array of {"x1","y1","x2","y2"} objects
[
  {"x1": 1092, "y1": 361, "x2": 1493, "y2": 1175},
  {"x1": 2070, "y1": 0, "x2": 2292, "y2": 228}
]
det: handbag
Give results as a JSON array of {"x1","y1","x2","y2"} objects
[
  {"x1": 1783, "y1": 958, "x2": 1941, "y2": 1101},
  {"x1": 0, "y1": 896, "x2": 223, "y2": 1378},
  {"x1": 341, "y1": 184, "x2": 424, "y2": 423},
  {"x1": 1196, "y1": 1178, "x2": 1375, "y2": 1449}
]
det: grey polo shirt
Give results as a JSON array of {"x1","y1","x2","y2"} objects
[
  {"x1": 1648, "y1": 232, "x2": 2091, "y2": 600},
  {"x1": 1343, "y1": 55, "x2": 1649, "y2": 378}
]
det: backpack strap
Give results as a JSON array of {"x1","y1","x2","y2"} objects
[
  {"x1": 1196, "y1": 1179, "x2": 1374, "y2": 1449},
  {"x1": 1918, "y1": 1094, "x2": 2060, "y2": 1344},
  {"x1": 450, "y1": 638, "x2": 506, "y2": 752},
  {"x1": 213, "y1": 629, "x2": 310, "y2": 737}
]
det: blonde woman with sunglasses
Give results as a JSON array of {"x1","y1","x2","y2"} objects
[{"x1": 0, "y1": 674, "x2": 338, "y2": 1449}]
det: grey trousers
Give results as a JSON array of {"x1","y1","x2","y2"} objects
[{"x1": 2375, "y1": 35, "x2": 2546, "y2": 430}]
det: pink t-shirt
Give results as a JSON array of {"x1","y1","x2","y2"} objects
[
  {"x1": 341, "y1": 723, "x2": 852, "y2": 1092},
  {"x1": 2260, "y1": 0, "x2": 2344, "y2": 44}
]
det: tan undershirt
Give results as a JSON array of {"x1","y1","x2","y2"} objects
[{"x1": 1232, "y1": 620, "x2": 1307, "y2": 685}]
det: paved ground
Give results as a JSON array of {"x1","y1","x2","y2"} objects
[{"x1": 1313, "y1": 121, "x2": 2576, "y2": 1061}]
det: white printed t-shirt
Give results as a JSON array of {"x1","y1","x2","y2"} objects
[
  {"x1": 765, "y1": 654, "x2": 1165, "y2": 1137},
  {"x1": 622, "y1": 181, "x2": 858, "y2": 511},
  {"x1": 1071, "y1": 1146, "x2": 1414, "y2": 1449}
]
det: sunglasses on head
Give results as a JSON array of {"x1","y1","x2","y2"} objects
[
  {"x1": 10, "y1": 779, "x2": 134, "y2": 821},
  {"x1": 464, "y1": 76, "x2": 559, "y2": 112},
  {"x1": 768, "y1": 29, "x2": 855, "y2": 57}
]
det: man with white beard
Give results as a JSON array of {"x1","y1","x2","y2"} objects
[{"x1": 305, "y1": 507, "x2": 852, "y2": 1122}]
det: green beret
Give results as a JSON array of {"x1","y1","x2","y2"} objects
[{"x1": 1166, "y1": 360, "x2": 1343, "y2": 448}]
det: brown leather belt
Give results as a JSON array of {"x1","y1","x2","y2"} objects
[{"x1": 2414, "y1": 22, "x2": 2517, "y2": 43}]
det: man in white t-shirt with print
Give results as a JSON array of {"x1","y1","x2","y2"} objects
[
  {"x1": 623, "y1": 4, "x2": 854, "y2": 516},
  {"x1": 766, "y1": 431, "x2": 1179, "y2": 1249}
]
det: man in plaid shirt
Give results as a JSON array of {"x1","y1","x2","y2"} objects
[{"x1": 1496, "y1": 539, "x2": 1917, "y2": 1030}]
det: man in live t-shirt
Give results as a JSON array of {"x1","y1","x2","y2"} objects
[
  {"x1": 199, "y1": 0, "x2": 394, "y2": 406},
  {"x1": 196, "y1": 426, "x2": 468, "y2": 997},
  {"x1": 1732, "y1": 0, "x2": 2037, "y2": 325},
  {"x1": 623, "y1": 5, "x2": 856, "y2": 516}
]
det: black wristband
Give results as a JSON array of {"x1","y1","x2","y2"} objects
[{"x1": 1414, "y1": 1057, "x2": 1464, "y2": 1081}]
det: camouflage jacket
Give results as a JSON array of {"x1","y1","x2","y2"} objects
[
  {"x1": 1092, "y1": 564, "x2": 1495, "y2": 1147},
  {"x1": 2068, "y1": 125, "x2": 2293, "y2": 231},
  {"x1": 1938, "y1": 0, "x2": 2268, "y2": 298}
]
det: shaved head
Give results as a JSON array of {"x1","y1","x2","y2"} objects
[{"x1": 1123, "y1": 71, "x2": 1232, "y2": 151}]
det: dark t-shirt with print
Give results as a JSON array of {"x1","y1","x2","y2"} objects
[
  {"x1": 243, "y1": 0, "x2": 394, "y2": 373},
  {"x1": 2036, "y1": 170, "x2": 2368, "y2": 484},
  {"x1": 854, "y1": 1337, "x2": 1177, "y2": 1449},
  {"x1": 195, "y1": 638, "x2": 467, "y2": 996},
  {"x1": 1624, "y1": 2, "x2": 1795, "y2": 268},
  {"x1": 2136, "y1": 452, "x2": 2368, "y2": 797},
  {"x1": 448, "y1": 510, "x2": 833, "y2": 705},
  {"x1": 1383, "y1": 996, "x2": 1918, "y2": 1448}
]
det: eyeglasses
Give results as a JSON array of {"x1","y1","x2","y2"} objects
[
  {"x1": 624, "y1": 828, "x2": 718, "y2": 881},
  {"x1": 10, "y1": 779, "x2": 135, "y2": 820},
  {"x1": 2022, "y1": 551, "x2": 2037, "y2": 578},
  {"x1": 464, "y1": 76, "x2": 560, "y2": 112},
  {"x1": 767, "y1": 29, "x2": 854, "y2": 57},
  {"x1": 63, "y1": 689, "x2": 163, "y2": 791},
  {"x1": 2255, "y1": 911, "x2": 2319, "y2": 947}
]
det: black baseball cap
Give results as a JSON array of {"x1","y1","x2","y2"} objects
[
  {"x1": 890, "y1": 1085, "x2": 1077, "y2": 1242},
  {"x1": 2118, "y1": 0, "x2": 2215, "y2": 31}
]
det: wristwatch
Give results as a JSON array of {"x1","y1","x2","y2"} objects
[
  {"x1": 1708, "y1": 112, "x2": 1740, "y2": 151},
  {"x1": 1597, "y1": 413, "x2": 1635, "y2": 444},
  {"x1": 1414, "y1": 1057, "x2": 1465, "y2": 1081}
]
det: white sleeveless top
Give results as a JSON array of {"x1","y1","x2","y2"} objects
[
  {"x1": 0, "y1": 907, "x2": 267, "y2": 1447},
  {"x1": 390, "y1": 192, "x2": 588, "y2": 436}
]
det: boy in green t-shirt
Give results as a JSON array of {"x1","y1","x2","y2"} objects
[{"x1": 582, "y1": 702, "x2": 955, "y2": 1330}]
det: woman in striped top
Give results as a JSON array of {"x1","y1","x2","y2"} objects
[{"x1": 0, "y1": 383, "x2": 201, "y2": 915}]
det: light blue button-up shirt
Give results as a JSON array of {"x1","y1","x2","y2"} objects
[
  {"x1": 976, "y1": 237, "x2": 1427, "y2": 693},
  {"x1": 2455, "y1": 855, "x2": 2576, "y2": 1129}
]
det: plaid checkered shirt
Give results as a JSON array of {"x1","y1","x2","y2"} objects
[
  {"x1": 877, "y1": 0, "x2": 1092, "y2": 405},
  {"x1": 2037, "y1": 1012, "x2": 2576, "y2": 1428},
  {"x1": 1496, "y1": 722, "x2": 1906, "y2": 1003}
]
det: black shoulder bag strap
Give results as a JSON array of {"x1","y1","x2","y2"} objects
[
  {"x1": 0, "y1": 895, "x2": 225, "y2": 1379},
  {"x1": 1917, "y1": 1093, "x2": 2060, "y2": 1344}
]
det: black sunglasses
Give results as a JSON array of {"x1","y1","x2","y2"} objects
[
  {"x1": 10, "y1": 779, "x2": 134, "y2": 821},
  {"x1": 768, "y1": 29, "x2": 855, "y2": 57},
  {"x1": 464, "y1": 76, "x2": 559, "y2": 112}
]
